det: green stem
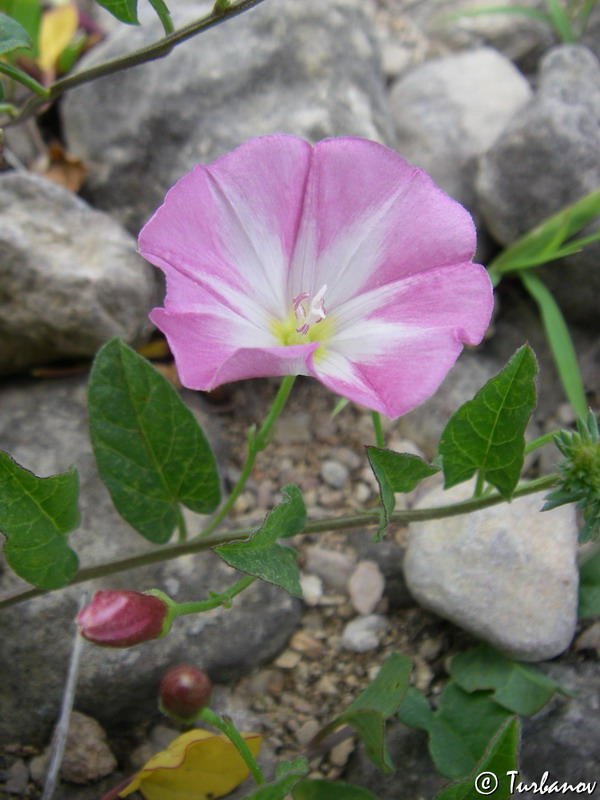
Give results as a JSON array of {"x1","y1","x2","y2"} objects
[
  {"x1": 175, "y1": 505, "x2": 188, "y2": 543},
  {"x1": 473, "y1": 471, "x2": 486, "y2": 498},
  {"x1": 524, "y1": 431, "x2": 558, "y2": 454},
  {"x1": 5, "y1": 0, "x2": 267, "y2": 126},
  {"x1": 167, "y1": 574, "x2": 255, "y2": 617},
  {"x1": 371, "y1": 411, "x2": 385, "y2": 448},
  {"x1": 197, "y1": 375, "x2": 296, "y2": 539},
  {"x1": 197, "y1": 707, "x2": 264, "y2": 785},
  {"x1": 0, "y1": 473, "x2": 560, "y2": 612},
  {"x1": 0, "y1": 63, "x2": 50, "y2": 99}
]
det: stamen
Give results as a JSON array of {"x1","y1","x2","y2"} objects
[{"x1": 293, "y1": 284, "x2": 328, "y2": 335}]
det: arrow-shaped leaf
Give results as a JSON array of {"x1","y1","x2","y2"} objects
[
  {"x1": 88, "y1": 338, "x2": 221, "y2": 544},
  {"x1": 450, "y1": 643, "x2": 565, "y2": 716},
  {"x1": 434, "y1": 717, "x2": 520, "y2": 800},
  {"x1": 314, "y1": 653, "x2": 412, "y2": 775},
  {"x1": 439, "y1": 346, "x2": 537, "y2": 499},
  {"x1": 0, "y1": 451, "x2": 79, "y2": 589},
  {"x1": 215, "y1": 485, "x2": 306, "y2": 596},
  {"x1": 367, "y1": 447, "x2": 439, "y2": 540}
]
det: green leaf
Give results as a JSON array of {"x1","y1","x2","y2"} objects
[
  {"x1": 314, "y1": 653, "x2": 411, "y2": 775},
  {"x1": 215, "y1": 484, "x2": 305, "y2": 596},
  {"x1": 438, "y1": 345, "x2": 537, "y2": 499},
  {"x1": 93, "y1": 0, "x2": 139, "y2": 24},
  {"x1": 0, "y1": 0, "x2": 41, "y2": 56},
  {"x1": 546, "y1": 0, "x2": 575, "y2": 41},
  {"x1": 434, "y1": 717, "x2": 520, "y2": 800},
  {"x1": 0, "y1": 11, "x2": 33, "y2": 54},
  {"x1": 450, "y1": 643, "x2": 564, "y2": 716},
  {"x1": 488, "y1": 187, "x2": 600, "y2": 281},
  {"x1": 147, "y1": 0, "x2": 173, "y2": 33},
  {"x1": 578, "y1": 549, "x2": 600, "y2": 618},
  {"x1": 0, "y1": 451, "x2": 79, "y2": 589},
  {"x1": 367, "y1": 448, "x2": 439, "y2": 540},
  {"x1": 398, "y1": 683, "x2": 513, "y2": 779},
  {"x1": 346, "y1": 652, "x2": 412, "y2": 718},
  {"x1": 88, "y1": 338, "x2": 221, "y2": 544},
  {"x1": 442, "y1": 5, "x2": 552, "y2": 26},
  {"x1": 242, "y1": 757, "x2": 309, "y2": 800},
  {"x1": 293, "y1": 780, "x2": 381, "y2": 800},
  {"x1": 519, "y1": 273, "x2": 587, "y2": 418}
]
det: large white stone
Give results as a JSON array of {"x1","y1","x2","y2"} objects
[{"x1": 404, "y1": 481, "x2": 579, "y2": 661}]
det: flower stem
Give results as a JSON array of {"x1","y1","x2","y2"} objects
[
  {"x1": 371, "y1": 411, "x2": 385, "y2": 448},
  {"x1": 197, "y1": 375, "x2": 296, "y2": 539},
  {"x1": 0, "y1": 473, "x2": 559, "y2": 611},
  {"x1": 165, "y1": 574, "x2": 256, "y2": 617},
  {"x1": 0, "y1": 63, "x2": 50, "y2": 99},
  {"x1": 197, "y1": 707, "x2": 264, "y2": 785}
]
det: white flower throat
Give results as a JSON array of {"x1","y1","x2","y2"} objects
[{"x1": 293, "y1": 284, "x2": 328, "y2": 336}]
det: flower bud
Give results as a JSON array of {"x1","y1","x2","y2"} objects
[
  {"x1": 159, "y1": 664, "x2": 212, "y2": 722},
  {"x1": 77, "y1": 590, "x2": 169, "y2": 648}
]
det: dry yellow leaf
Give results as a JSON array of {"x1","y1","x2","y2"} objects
[
  {"x1": 119, "y1": 728, "x2": 262, "y2": 800},
  {"x1": 37, "y1": 2, "x2": 79, "y2": 74}
]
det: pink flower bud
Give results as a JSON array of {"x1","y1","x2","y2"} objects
[
  {"x1": 77, "y1": 590, "x2": 169, "y2": 648},
  {"x1": 159, "y1": 664, "x2": 212, "y2": 721}
]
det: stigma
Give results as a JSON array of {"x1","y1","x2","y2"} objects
[{"x1": 293, "y1": 284, "x2": 328, "y2": 336}]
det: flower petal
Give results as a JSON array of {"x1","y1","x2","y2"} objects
[
  {"x1": 139, "y1": 135, "x2": 313, "y2": 319},
  {"x1": 289, "y1": 137, "x2": 477, "y2": 308},
  {"x1": 312, "y1": 261, "x2": 493, "y2": 418},
  {"x1": 151, "y1": 308, "x2": 319, "y2": 390}
]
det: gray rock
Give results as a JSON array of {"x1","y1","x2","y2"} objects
[
  {"x1": 404, "y1": 482, "x2": 579, "y2": 661},
  {"x1": 476, "y1": 45, "x2": 600, "y2": 325},
  {"x1": 62, "y1": 0, "x2": 393, "y2": 233},
  {"x1": 390, "y1": 47, "x2": 532, "y2": 209},
  {"x1": 0, "y1": 376, "x2": 301, "y2": 746},
  {"x1": 0, "y1": 172, "x2": 157, "y2": 376},
  {"x1": 519, "y1": 662, "x2": 600, "y2": 799},
  {"x1": 341, "y1": 614, "x2": 388, "y2": 653},
  {"x1": 401, "y1": 0, "x2": 554, "y2": 69}
]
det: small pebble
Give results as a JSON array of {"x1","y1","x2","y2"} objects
[
  {"x1": 304, "y1": 546, "x2": 356, "y2": 591},
  {"x1": 300, "y1": 574, "x2": 324, "y2": 606},
  {"x1": 341, "y1": 614, "x2": 388, "y2": 653},
  {"x1": 354, "y1": 481, "x2": 372, "y2": 503},
  {"x1": 274, "y1": 649, "x2": 301, "y2": 669},
  {"x1": 348, "y1": 560, "x2": 385, "y2": 615},
  {"x1": 329, "y1": 737, "x2": 355, "y2": 767},
  {"x1": 320, "y1": 459, "x2": 349, "y2": 489},
  {"x1": 295, "y1": 719, "x2": 321, "y2": 747},
  {"x1": 290, "y1": 630, "x2": 324, "y2": 658},
  {"x1": 4, "y1": 759, "x2": 28, "y2": 795},
  {"x1": 574, "y1": 621, "x2": 600, "y2": 656}
]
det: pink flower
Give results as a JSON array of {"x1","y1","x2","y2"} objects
[
  {"x1": 139, "y1": 135, "x2": 493, "y2": 419},
  {"x1": 77, "y1": 590, "x2": 169, "y2": 648}
]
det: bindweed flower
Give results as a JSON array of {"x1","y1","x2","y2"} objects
[
  {"x1": 77, "y1": 590, "x2": 170, "y2": 648},
  {"x1": 159, "y1": 664, "x2": 213, "y2": 722},
  {"x1": 139, "y1": 135, "x2": 493, "y2": 419}
]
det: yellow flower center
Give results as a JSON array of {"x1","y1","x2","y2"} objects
[{"x1": 271, "y1": 285, "x2": 334, "y2": 362}]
